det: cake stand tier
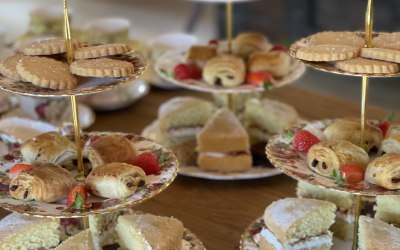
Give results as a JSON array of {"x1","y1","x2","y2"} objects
[
  {"x1": 0, "y1": 51, "x2": 146, "y2": 97},
  {"x1": 289, "y1": 32, "x2": 400, "y2": 78},
  {"x1": 266, "y1": 119, "x2": 400, "y2": 196},
  {"x1": 155, "y1": 50, "x2": 306, "y2": 94},
  {"x1": 0, "y1": 132, "x2": 178, "y2": 218}
]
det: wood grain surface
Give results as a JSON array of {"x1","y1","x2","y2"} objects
[{"x1": 0, "y1": 85, "x2": 391, "y2": 250}]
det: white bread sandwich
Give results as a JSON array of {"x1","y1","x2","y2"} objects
[
  {"x1": 375, "y1": 195, "x2": 400, "y2": 226},
  {"x1": 55, "y1": 229, "x2": 94, "y2": 250},
  {"x1": 197, "y1": 108, "x2": 252, "y2": 172},
  {"x1": 116, "y1": 213, "x2": 184, "y2": 250},
  {"x1": 358, "y1": 216, "x2": 400, "y2": 250},
  {"x1": 0, "y1": 212, "x2": 60, "y2": 249},
  {"x1": 259, "y1": 198, "x2": 336, "y2": 250}
]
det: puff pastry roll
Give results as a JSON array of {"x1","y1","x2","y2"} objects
[
  {"x1": 366, "y1": 153, "x2": 400, "y2": 190},
  {"x1": 203, "y1": 55, "x2": 245, "y2": 87},
  {"x1": 21, "y1": 132, "x2": 76, "y2": 165},
  {"x1": 307, "y1": 140, "x2": 369, "y2": 178},
  {"x1": 232, "y1": 33, "x2": 271, "y2": 59},
  {"x1": 85, "y1": 162, "x2": 146, "y2": 199},
  {"x1": 247, "y1": 50, "x2": 292, "y2": 78},
  {"x1": 9, "y1": 163, "x2": 75, "y2": 202},
  {"x1": 84, "y1": 135, "x2": 138, "y2": 169},
  {"x1": 380, "y1": 124, "x2": 400, "y2": 154},
  {"x1": 323, "y1": 119, "x2": 383, "y2": 153}
]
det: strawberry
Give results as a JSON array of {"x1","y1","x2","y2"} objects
[
  {"x1": 9, "y1": 164, "x2": 32, "y2": 174},
  {"x1": 174, "y1": 64, "x2": 202, "y2": 80},
  {"x1": 333, "y1": 164, "x2": 365, "y2": 184},
  {"x1": 292, "y1": 130, "x2": 320, "y2": 153},
  {"x1": 66, "y1": 184, "x2": 90, "y2": 209},
  {"x1": 131, "y1": 152, "x2": 161, "y2": 175},
  {"x1": 377, "y1": 111, "x2": 395, "y2": 137},
  {"x1": 271, "y1": 44, "x2": 287, "y2": 51},
  {"x1": 35, "y1": 103, "x2": 48, "y2": 119},
  {"x1": 246, "y1": 71, "x2": 272, "y2": 87},
  {"x1": 208, "y1": 39, "x2": 219, "y2": 45}
]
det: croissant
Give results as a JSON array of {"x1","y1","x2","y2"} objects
[
  {"x1": 247, "y1": 50, "x2": 292, "y2": 78},
  {"x1": 84, "y1": 135, "x2": 138, "y2": 169},
  {"x1": 232, "y1": 33, "x2": 271, "y2": 59},
  {"x1": 203, "y1": 55, "x2": 245, "y2": 87},
  {"x1": 380, "y1": 124, "x2": 400, "y2": 154},
  {"x1": 366, "y1": 153, "x2": 400, "y2": 190},
  {"x1": 307, "y1": 140, "x2": 369, "y2": 178},
  {"x1": 9, "y1": 163, "x2": 75, "y2": 202},
  {"x1": 85, "y1": 162, "x2": 146, "y2": 199},
  {"x1": 323, "y1": 119, "x2": 383, "y2": 154},
  {"x1": 21, "y1": 132, "x2": 76, "y2": 165}
]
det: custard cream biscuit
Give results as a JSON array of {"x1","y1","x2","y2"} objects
[
  {"x1": 23, "y1": 38, "x2": 82, "y2": 56},
  {"x1": 336, "y1": 57, "x2": 399, "y2": 74},
  {"x1": 74, "y1": 44, "x2": 132, "y2": 60},
  {"x1": 70, "y1": 58, "x2": 134, "y2": 77},
  {"x1": 16, "y1": 56, "x2": 77, "y2": 89},
  {"x1": 361, "y1": 48, "x2": 400, "y2": 63},
  {"x1": 296, "y1": 44, "x2": 360, "y2": 61},
  {"x1": 0, "y1": 54, "x2": 25, "y2": 81},
  {"x1": 309, "y1": 31, "x2": 365, "y2": 48}
]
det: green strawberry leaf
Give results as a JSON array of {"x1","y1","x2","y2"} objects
[
  {"x1": 332, "y1": 169, "x2": 345, "y2": 185},
  {"x1": 158, "y1": 152, "x2": 169, "y2": 164},
  {"x1": 263, "y1": 82, "x2": 273, "y2": 91},
  {"x1": 160, "y1": 68, "x2": 174, "y2": 78},
  {"x1": 284, "y1": 130, "x2": 295, "y2": 142},
  {"x1": 71, "y1": 192, "x2": 84, "y2": 209},
  {"x1": 384, "y1": 111, "x2": 395, "y2": 122}
]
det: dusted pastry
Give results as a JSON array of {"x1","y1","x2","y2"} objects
[
  {"x1": 203, "y1": 55, "x2": 245, "y2": 87},
  {"x1": 247, "y1": 50, "x2": 292, "y2": 78},
  {"x1": 85, "y1": 162, "x2": 146, "y2": 199},
  {"x1": 9, "y1": 163, "x2": 75, "y2": 202},
  {"x1": 323, "y1": 119, "x2": 383, "y2": 153},
  {"x1": 380, "y1": 124, "x2": 400, "y2": 154},
  {"x1": 232, "y1": 33, "x2": 271, "y2": 59},
  {"x1": 307, "y1": 140, "x2": 369, "y2": 178},
  {"x1": 85, "y1": 135, "x2": 138, "y2": 169},
  {"x1": 366, "y1": 153, "x2": 400, "y2": 190},
  {"x1": 21, "y1": 132, "x2": 76, "y2": 165},
  {"x1": 185, "y1": 45, "x2": 217, "y2": 69}
]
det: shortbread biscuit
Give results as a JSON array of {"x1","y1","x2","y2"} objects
[
  {"x1": 309, "y1": 31, "x2": 365, "y2": 48},
  {"x1": 336, "y1": 57, "x2": 399, "y2": 74},
  {"x1": 16, "y1": 56, "x2": 77, "y2": 89},
  {"x1": 0, "y1": 54, "x2": 24, "y2": 81},
  {"x1": 361, "y1": 48, "x2": 400, "y2": 63},
  {"x1": 296, "y1": 45, "x2": 360, "y2": 61},
  {"x1": 372, "y1": 32, "x2": 400, "y2": 50},
  {"x1": 74, "y1": 44, "x2": 132, "y2": 60},
  {"x1": 70, "y1": 58, "x2": 134, "y2": 77},
  {"x1": 23, "y1": 38, "x2": 82, "y2": 56}
]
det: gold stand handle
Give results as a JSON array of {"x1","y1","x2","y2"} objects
[{"x1": 226, "y1": 0, "x2": 233, "y2": 53}]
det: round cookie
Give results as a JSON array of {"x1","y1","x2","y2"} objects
[
  {"x1": 74, "y1": 43, "x2": 132, "y2": 60},
  {"x1": 70, "y1": 58, "x2": 134, "y2": 77},
  {"x1": 361, "y1": 48, "x2": 400, "y2": 63},
  {"x1": 309, "y1": 31, "x2": 365, "y2": 48},
  {"x1": 335, "y1": 57, "x2": 399, "y2": 74},
  {"x1": 372, "y1": 32, "x2": 400, "y2": 50},
  {"x1": 0, "y1": 54, "x2": 25, "y2": 81},
  {"x1": 23, "y1": 38, "x2": 82, "y2": 56},
  {"x1": 296, "y1": 44, "x2": 360, "y2": 61},
  {"x1": 16, "y1": 56, "x2": 77, "y2": 90}
]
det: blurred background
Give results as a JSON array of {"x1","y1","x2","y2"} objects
[{"x1": 0, "y1": 0, "x2": 399, "y2": 112}]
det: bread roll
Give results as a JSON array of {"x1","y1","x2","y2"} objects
[
  {"x1": 203, "y1": 55, "x2": 245, "y2": 87},
  {"x1": 307, "y1": 140, "x2": 369, "y2": 178},
  {"x1": 9, "y1": 163, "x2": 75, "y2": 202},
  {"x1": 366, "y1": 153, "x2": 400, "y2": 190},
  {"x1": 85, "y1": 162, "x2": 146, "y2": 199}
]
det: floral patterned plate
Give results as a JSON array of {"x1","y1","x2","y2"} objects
[
  {"x1": 155, "y1": 50, "x2": 306, "y2": 94},
  {"x1": 142, "y1": 120, "x2": 282, "y2": 181},
  {"x1": 266, "y1": 119, "x2": 400, "y2": 196},
  {"x1": 240, "y1": 217, "x2": 350, "y2": 250},
  {"x1": 0, "y1": 132, "x2": 178, "y2": 218}
]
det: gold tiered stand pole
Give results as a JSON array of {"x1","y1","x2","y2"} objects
[
  {"x1": 352, "y1": 1, "x2": 373, "y2": 249},
  {"x1": 226, "y1": 0, "x2": 235, "y2": 111}
]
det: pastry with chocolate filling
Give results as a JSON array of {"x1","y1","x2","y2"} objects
[
  {"x1": 365, "y1": 153, "x2": 400, "y2": 190},
  {"x1": 307, "y1": 140, "x2": 369, "y2": 178},
  {"x1": 258, "y1": 198, "x2": 336, "y2": 250},
  {"x1": 197, "y1": 108, "x2": 252, "y2": 172},
  {"x1": 323, "y1": 118, "x2": 383, "y2": 154},
  {"x1": 203, "y1": 55, "x2": 245, "y2": 87}
]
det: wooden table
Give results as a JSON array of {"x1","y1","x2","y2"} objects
[{"x1": 0, "y1": 85, "x2": 390, "y2": 250}]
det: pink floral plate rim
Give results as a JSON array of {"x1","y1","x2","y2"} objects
[
  {"x1": 266, "y1": 119, "x2": 400, "y2": 196},
  {"x1": 0, "y1": 132, "x2": 178, "y2": 218},
  {"x1": 155, "y1": 50, "x2": 306, "y2": 94},
  {"x1": 289, "y1": 32, "x2": 400, "y2": 78}
]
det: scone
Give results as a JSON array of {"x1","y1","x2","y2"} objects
[
  {"x1": 358, "y1": 216, "x2": 400, "y2": 250},
  {"x1": 259, "y1": 198, "x2": 336, "y2": 250},
  {"x1": 0, "y1": 213, "x2": 60, "y2": 249},
  {"x1": 197, "y1": 108, "x2": 252, "y2": 172},
  {"x1": 203, "y1": 55, "x2": 245, "y2": 87},
  {"x1": 247, "y1": 50, "x2": 292, "y2": 78},
  {"x1": 116, "y1": 214, "x2": 184, "y2": 250},
  {"x1": 55, "y1": 229, "x2": 94, "y2": 250}
]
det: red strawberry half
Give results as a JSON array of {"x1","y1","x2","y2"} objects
[
  {"x1": 131, "y1": 152, "x2": 161, "y2": 175},
  {"x1": 174, "y1": 63, "x2": 202, "y2": 80},
  {"x1": 293, "y1": 130, "x2": 321, "y2": 153},
  {"x1": 67, "y1": 184, "x2": 91, "y2": 209}
]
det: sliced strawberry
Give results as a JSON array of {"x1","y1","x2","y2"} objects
[
  {"x1": 208, "y1": 39, "x2": 219, "y2": 45},
  {"x1": 246, "y1": 71, "x2": 272, "y2": 87},
  {"x1": 339, "y1": 164, "x2": 365, "y2": 184},
  {"x1": 292, "y1": 130, "x2": 320, "y2": 153},
  {"x1": 377, "y1": 112, "x2": 395, "y2": 137},
  {"x1": 9, "y1": 164, "x2": 32, "y2": 174},
  {"x1": 271, "y1": 44, "x2": 287, "y2": 51},
  {"x1": 66, "y1": 184, "x2": 90, "y2": 209},
  {"x1": 131, "y1": 152, "x2": 160, "y2": 175},
  {"x1": 174, "y1": 64, "x2": 202, "y2": 80}
]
